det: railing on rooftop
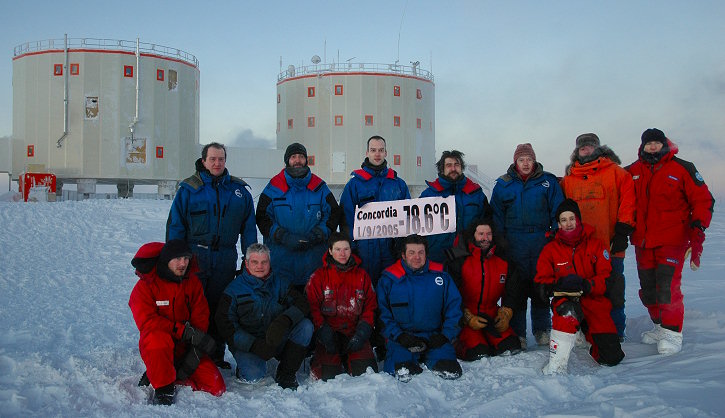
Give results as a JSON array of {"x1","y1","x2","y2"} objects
[
  {"x1": 278, "y1": 62, "x2": 433, "y2": 82},
  {"x1": 14, "y1": 37, "x2": 199, "y2": 67}
]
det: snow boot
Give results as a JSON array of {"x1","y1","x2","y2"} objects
[
  {"x1": 534, "y1": 330, "x2": 550, "y2": 346},
  {"x1": 641, "y1": 324, "x2": 664, "y2": 345},
  {"x1": 138, "y1": 371, "x2": 150, "y2": 387},
  {"x1": 542, "y1": 329, "x2": 576, "y2": 375},
  {"x1": 275, "y1": 341, "x2": 307, "y2": 390},
  {"x1": 394, "y1": 361, "x2": 423, "y2": 383},
  {"x1": 431, "y1": 359, "x2": 462, "y2": 380},
  {"x1": 152, "y1": 384, "x2": 175, "y2": 406},
  {"x1": 657, "y1": 328, "x2": 683, "y2": 355}
]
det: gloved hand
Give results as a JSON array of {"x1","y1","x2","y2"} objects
[
  {"x1": 397, "y1": 333, "x2": 428, "y2": 353},
  {"x1": 687, "y1": 222, "x2": 706, "y2": 271},
  {"x1": 181, "y1": 322, "x2": 217, "y2": 355},
  {"x1": 249, "y1": 338, "x2": 275, "y2": 361},
  {"x1": 554, "y1": 274, "x2": 586, "y2": 295},
  {"x1": 463, "y1": 309, "x2": 489, "y2": 331},
  {"x1": 265, "y1": 314, "x2": 292, "y2": 350},
  {"x1": 316, "y1": 324, "x2": 338, "y2": 354},
  {"x1": 610, "y1": 222, "x2": 634, "y2": 253},
  {"x1": 346, "y1": 322, "x2": 373, "y2": 353},
  {"x1": 494, "y1": 306, "x2": 513, "y2": 333},
  {"x1": 273, "y1": 228, "x2": 309, "y2": 251},
  {"x1": 604, "y1": 272, "x2": 625, "y2": 308},
  {"x1": 175, "y1": 347, "x2": 203, "y2": 381},
  {"x1": 427, "y1": 333, "x2": 449, "y2": 349},
  {"x1": 307, "y1": 227, "x2": 326, "y2": 245}
]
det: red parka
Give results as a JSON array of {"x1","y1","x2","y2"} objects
[
  {"x1": 457, "y1": 242, "x2": 518, "y2": 318},
  {"x1": 306, "y1": 253, "x2": 377, "y2": 336},
  {"x1": 626, "y1": 141, "x2": 714, "y2": 248}
]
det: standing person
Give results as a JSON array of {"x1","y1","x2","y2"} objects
[
  {"x1": 166, "y1": 142, "x2": 257, "y2": 369},
  {"x1": 420, "y1": 150, "x2": 491, "y2": 264},
  {"x1": 377, "y1": 234, "x2": 463, "y2": 381},
  {"x1": 490, "y1": 143, "x2": 564, "y2": 347},
  {"x1": 535, "y1": 200, "x2": 625, "y2": 374},
  {"x1": 626, "y1": 128, "x2": 714, "y2": 354},
  {"x1": 339, "y1": 135, "x2": 410, "y2": 359},
  {"x1": 215, "y1": 244, "x2": 313, "y2": 389},
  {"x1": 445, "y1": 218, "x2": 524, "y2": 360},
  {"x1": 560, "y1": 133, "x2": 636, "y2": 341},
  {"x1": 306, "y1": 232, "x2": 378, "y2": 380},
  {"x1": 256, "y1": 142, "x2": 341, "y2": 291},
  {"x1": 129, "y1": 240, "x2": 226, "y2": 405}
]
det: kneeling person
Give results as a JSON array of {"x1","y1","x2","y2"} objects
[
  {"x1": 306, "y1": 232, "x2": 378, "y2": 380},
  {"x1": 216, "y1": 244, "x2": 313, "y2": 389},
  {"x1": 129, "y1": 240, "x2": 226, "y2": 405},
  {"x1": 446, "y1": 218, "x2": 524, "y2": 360},
  {"x1": 377, "y1": 234, "x2": 463, "y2": 381}
]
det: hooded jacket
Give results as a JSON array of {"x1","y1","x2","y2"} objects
[
  {"x1": 561, "y1": 146, "x2": 636, "y2": 257},
  {"x1": 626, "y1": 141, "x2": 714, "y2": 248},
  {"x1": 306, "y1": 253, "x2": 377, "y2": 336}
]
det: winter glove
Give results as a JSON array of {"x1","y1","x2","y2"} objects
[
  {"x1": 554, "y1": 274, "x2": 587, "y2": 296},
  {"x1": 604, "y1": 272, "x2": 625, "y2": 308},
  {"x1": 686, "y1": 222, "x2": 706, "y2": 271},
  {"x1": 273, "y1": 227, "x2": 309, "y2": 251},
  {"x1": 249, "y1": 338, "x2": 275, "y2": 361},
  {"x1": 396, "y1": 333, "x2": 428, "y2": 353},
  {"x1": 427, "y1": 333, "x2": 449, "y2": 349},
  {"x1": 307, "y1": 227, "x2": 326, "y2": 245},
  {"x1": 181, "y1": 322, "x2": 217, "y2": 355},
  {"x1": 175, "y1": 346, "x2": 203, "y2": 381},
  {"x1": 535, "y1": 283, "x2": 552, "y2": 305},
  {"x1": 346, "y1": 321, "x2": 373, "y2": 353},
  {"x1": 316, "y1": 324, "x2": 338, "y2": 354},
  {"x1": 463, "y1": 308, "x2": 488, "y2": 331},
  {"x1": 494, "y1": 306, "x2": 513, "y2": 333},
  {"x1": 610, "y1": 222, "x2": 634, "y2": 253},
  {"x1": 265, "y1": 314, "x2": 292, "y2": 350}
]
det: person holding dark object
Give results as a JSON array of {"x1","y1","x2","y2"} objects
[
  {"x1": 535, "y1": 200, "x2": 624, "y2": 374},
  {"x1": 306, "y1": 232, "x2": 378, "y2": 380},
  {"x1": 445, "y1": 218, "x2": 524, "y2": 360},
  {"x1": 129, "y1": 240, "x2": 226, "y2": 405}
]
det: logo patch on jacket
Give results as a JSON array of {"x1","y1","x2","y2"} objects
[
  {"x1": 668, "y1": 175, "x2": 680, "y2": 182},
  {"x1": 666, "y1": 258, "x2": 679, "y2": 265},
  {"x1": 603, "y1": 249, "x2": 610, "y2": 260},
  {"x1": 434, "y1": 276, "x2": 444, "y2": 286},
  {"x1": 156, "y1": 300, "x2": 169, "y2": 306},
  {"x1": 542, "y1": 180, "x2": 550, "y2": 188},
  {"x1": 235, "y1": 189, "x2": 243, "y2": 198},
  {"x1": 696, "y1": 172, "x2": 704, "y2": 182},
  {"x1": 632, "y1": 175, "x2": 640, "y2": 180},
  {"x1": 316, "y1": 211, "x2": 322, "y2": 220},
  {"x1": 500, "y1": 274, "x2": 506, "y2": 283}
]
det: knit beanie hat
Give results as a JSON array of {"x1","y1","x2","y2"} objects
[
  {"x1": 555, "y1": 199, "x2": 582, "y2": 222},
  {"x1": 158, "y1": 239, "x2": 192, "y2": 266},
  {"x1": 284, "y1": 142, "x2": 307, "y2": 166},
  {"x1": 575, "y1": 133, "x2": 600, "y2": 150},
  {"x1": 641, "y1": 128, "x2": 666, "y2": 145},
  {"x1": 513, "y1": 143, "x2": 536, "y2": 163}
]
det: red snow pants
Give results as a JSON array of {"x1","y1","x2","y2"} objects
[{"x1": 634, "y1": 245, "x2": 687, "y2": 332}]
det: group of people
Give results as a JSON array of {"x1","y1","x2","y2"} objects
[{"x1": 128, "y1": 128, "x2": 714, "y2": 404}]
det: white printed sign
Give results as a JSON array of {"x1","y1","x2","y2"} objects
[{"x1": 353, "y1": 196, "x2": 457, "y2": 240}]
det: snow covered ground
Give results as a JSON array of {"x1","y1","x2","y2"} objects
[{"x1": 0, "y1": 198, "x2": 723, "y2": 417}]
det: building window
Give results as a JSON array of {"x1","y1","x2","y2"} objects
[
  {"x1": 156, "y1": 146, "x2": 164, "y2": 158},
  {"x1": 417, "y1": 156, "x2": 422, "y2": 166},
  {"x1": 277, "y1": 122, "x2": 280, "y2": 133},
  {"x1": 334, "y1": 84, "x2": 343, "y2": 95},
  {"x1": 70, "y1": 63, "x2": 79, "y2": 75},
  {"x1": 308, "y1": 116, "x2": 315, "y2": 127},
  {"x1": 308, "y1": 155, "x2": 315, "y2": 166},
  {"x1": 393, "y1": 85, "x2": 400, "y2": 96},
  {"x1": 85, "y1": 96, "x2": 99, "y2": 119},
  {"x1": 27, "y1": 145, "x2": 35, "y2": 157},
  {"x1": 334, "y1": 115, "x2": 343, "y2": 126},
  {"x1": 416, "y1": 89, "x2": 422, "y2": 99},
  {"x1": 168, "y1": 69, "x2": 178, "y2": 90},
  {"x1": 157, "y1": 69, "x2": 164, "y2": 81},
  {"x1": 365, "y1": 115, "x2": 373, "y2": 126},
  {"x1": 124, "y1": 65, "x2": 134, "y2": 78},
  {"x1": 53, "y1": 64, "x2": 63, "y2": 76},
  {"x1": 417, "y1": 118, "x2": 422, "y2": 129},
  {"x1": 308, "y1": 87, "x2": 315, "y2": 97},
  {"x1": 288, "y1": 119, "x2": 294, "y2": 129},
  {"x1": 394, "y1": 155, "x2": 401, "y2": 165},
  {"x1": 277, "y1": 94, "x2": 281, "y2": 104},
  {"x1": 393, "y1": 116, "x2": 400, "y2": 127}
]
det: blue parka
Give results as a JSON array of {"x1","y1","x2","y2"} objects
[
  {"x1": 215, "y1": 269, "x2": 307, "y2": 353},
  {"x1": 256, "y1": 168, "x2": 340, "y2": 287},
  {"x1": 340, "y1": 165, "x2": 410, "y2": 283},
  {"x1": 419, "y1": 175, "x2": 491, "y2": 263},
  {"x1": 490, "y1": 163, "x2": 564, "y2": 277},
  {"x1": 377, "y1": 259, "x2": 462, "y2": 342},
  {"x1": 166, "y1": 159, "x2": 257, "y2": 307}
]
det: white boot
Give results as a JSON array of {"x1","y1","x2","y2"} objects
[
  {"x1": 542, "y1": 330, "x2": 577, "y2": 375},
  {"x1": 641, "y1": 324, "x2": 664, "y2": 344},
  {"x1": 657, "y1": 328, "x2": 683, "y2": 355}
]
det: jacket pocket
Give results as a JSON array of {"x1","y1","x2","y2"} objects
[
  {"x1": 189, "y1": 203, "x2": 209, "y2": 237},
  {"x1": 321, "y1": 290, "x2": 337, "y2": 316},
  {"x1": 390, "y1": 301, "x2": 410, "y2": 323}
]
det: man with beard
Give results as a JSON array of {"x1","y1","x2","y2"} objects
[
  {"x1": 561, "y1": 133, "x2": 636, "y2": 341},
  {"x1": 256, "y1": 142, "x2": 341, "y2": 291},
  {"x1": 420, "y1": 150, "x2": 491, "y2": 264},
  {"x1": 167, "y1": 142, "x2": 257, "y2": 369}
]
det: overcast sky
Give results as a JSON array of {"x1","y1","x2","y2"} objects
[{"x1": 1, "y1": 1, "x2": 723, "y2": 195}]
